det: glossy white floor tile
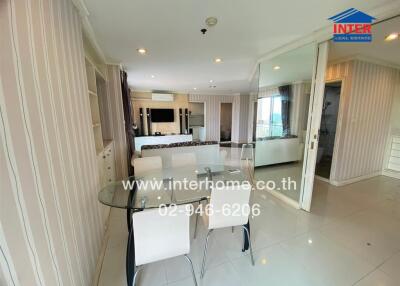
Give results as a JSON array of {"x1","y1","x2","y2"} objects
[
  {"x1": 231, "y1": 244, "x2": 324, "y2": 286},
  {"x1": 98, "y1": 173, "x2": 400, "y2": 286}
]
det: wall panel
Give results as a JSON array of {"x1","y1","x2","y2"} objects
[
  {"x1": 326, "y1": 60, "x2": 398, "y2": 183},
  {"x1": 106, "y1": 66, "x2": 128, "y2": 180},
  {"x1": 0, "y1": 0, "x2": 104, "y2": 285},
  {"x1": 188, "y1": 94, "x2": 241, "y2": 142}
]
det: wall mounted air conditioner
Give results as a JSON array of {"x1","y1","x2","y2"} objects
[{"x1": 152, "y1": 93, "x2": 174, "y2": 102}]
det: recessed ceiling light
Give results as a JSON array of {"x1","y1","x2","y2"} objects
[
  {"x1": 151, "y1": 75, "x2": 155, "y2": 78},
  {"x1": 209, "y1": 80, "x2": 213, "y2": 83},
  {"x1": 385, "y1": 33, "x2": 399, "y2": 41},
  {"x1": 137, "y1": 48, "x2": 147, "y2": 55},
  {"x1": 308, "y1": 239, "x2": 313, "y2": 244},
  {"x1": 273, "y1": 65, "x2": 281, "y2": 70},
  {"x1": 214, "y1": 58, "x2": 222, "y2": 63},
  {"x1": 205, "y1": 17, "x2": 218, "y2": 27},
  {"x1": 193, "y1": 87, "x2": 197, "y2": 90}
]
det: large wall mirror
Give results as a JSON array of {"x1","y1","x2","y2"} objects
[{"x1": 254, "y1": 43, "x2": 316, "y2": 205}]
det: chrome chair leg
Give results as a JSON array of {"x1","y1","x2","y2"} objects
[
  {"x1": 242, "y1": 226, "x2": 255, "y2": 266},
  {"x1": 132, "y1": 266, "x2": 142, "y2": 286},
  {"x1": 200, "y1": 229, "x2": 213, "y2": 279},
  {"x1": 184, "y1": 254, "x2": 198, "y2": 286},
  {"x1": 193, "y1": 201, "x2": 200, "y2": 239}
]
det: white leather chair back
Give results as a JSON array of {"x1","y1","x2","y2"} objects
[
  {"x1": 133, "y1": 156, "x2": 162, "y2": 176},
  {"x1": 208, "y1": 184, "x2": 251, "y2": 229},
  {"x1": 132, "y1": 205, "x2": 190, "y2": 266},
  {"x1": 171, "y1": 152, "x2": 197, "y2": 167}
]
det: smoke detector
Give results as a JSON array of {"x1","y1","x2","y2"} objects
[{"x1": 205, "y1": 17, "x2": 218, "y2": 27}]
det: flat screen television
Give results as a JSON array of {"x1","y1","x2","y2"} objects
[{"x1": 150, "y1": 108, "x2": 174, "y2": 122}]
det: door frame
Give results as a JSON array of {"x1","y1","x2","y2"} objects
[
  {"x1": 219, "y1": 102, "x2": 233, "y2": 143},
  {"x1": 317, "y1": 79, "x2": 343, "y2": 183},
  {"x1": 299, "y1": 41, "x2": 329, "y2": 212}
]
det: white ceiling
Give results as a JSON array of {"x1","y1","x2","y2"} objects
[
  {"x1": 83, "y1": 0, "x2": 397, "y2": 94},
  {"x1": 259, "y1": 43, "x2": 315, "y2": 88},
  {"x1": 329, "y1": 16, "x2": 400, "y2": 67}
]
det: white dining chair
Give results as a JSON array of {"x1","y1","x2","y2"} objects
[
  {"x1": 200, "y1": 184, "x2": 255, "y2": 278},
  {"x1": 171, "y1": 152, "x2": 197, "y2": 167},
  {"x1": 170, "y1": 152, "x2": 200, "y2": 238},
  {"x1": 132, "y1": 205, "x2": 197, "y2": 286},
  {"x1": 133, "y1": 156, "x2": 162, "y2": 176}
]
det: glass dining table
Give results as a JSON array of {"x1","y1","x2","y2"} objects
[{"x1": 98, "y1": 164, "x2": 252, "y2": 286}]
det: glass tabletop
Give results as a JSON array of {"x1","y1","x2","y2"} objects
[{"x1": 98, "y1": 164, "x2": 250, "y2": 210}]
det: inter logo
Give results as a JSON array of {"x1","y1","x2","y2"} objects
[{"x1": 328, "y1": 8, "x2": 376, "y2": 42}]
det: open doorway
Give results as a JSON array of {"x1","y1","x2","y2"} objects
[
  {"x1": 252, "y1": 101, "x2": 257, "y2": 142},
  {"x1": 220, "y1": 102, "x2": 232, "y2": 142},
  {"x1": 315, "y1": 81, "x2": 341, "y2": 180}
]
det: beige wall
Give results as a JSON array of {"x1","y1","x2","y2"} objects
[
  {"x1": 0, "y1": 0, "x2": 105, "y2": 285},
  {"x1": 237, "y1": 94, "x2": 250, "y2": 143},
  {"x1": 131, "y1": 92, "x2": 252, "y2": 143},
  {"x1": 383, "y1": 72, "x2": 400, "y2": 170},
  {"x1": 131, "y1": 92, "x2": 189, "y2": 135},
  {"x1": 188, "y1": 94, "x2": 241, "y2": 142},
  {"x1": 325, "y1": 59, "x2": 399, "y2": 183},
  {"x1": 106, "y1": 66, "x2": 128, "y2": 179}
]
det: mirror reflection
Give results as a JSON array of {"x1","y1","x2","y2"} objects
[{"x1": 254, "y1": 43, "x2": 315, "y2": 203}]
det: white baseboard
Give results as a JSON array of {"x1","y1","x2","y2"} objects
[
  {"x1": 91, "y1": 217, "x2": 111, "y2": 286},
  {"x1": 91, "y1": 232, "x2": 109, "y2": 286},
  {"x1": 330, "y1": 172, "x2": 381, "y2": 186},
  {"x1": 314, "y1": 175, "x2": 331, "y2": 183},
  {"x1": 382, "y1": 169, "x2": 400, "y2": 179}
]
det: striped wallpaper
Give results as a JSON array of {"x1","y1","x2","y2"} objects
[
  {"x1": 188, "y1": 94, "x2": 241, "y2": 142},
  {"x1": 0, "y1": 0, "x2": 106, "y2": 285},
  {"x1": 105, "y1": 66, "x2": 128, "y2": 180},
  {"x1": 238, "y1": 94, "x2": 250, "y2": 143},
  {"x1": 326, "y1": 60, "x2": 399, "y2": 183}
]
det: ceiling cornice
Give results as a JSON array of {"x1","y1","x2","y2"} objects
[
  {"x1": 71, "y1": 0, "x2": 107, "y2": 63},
  {"x1": 328, "y1": 55, "x2": 400, "y2": 70}
]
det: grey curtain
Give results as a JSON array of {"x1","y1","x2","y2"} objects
[
  {"x1": 278, "y1": 85, "x2": 291, "y2": 136},
  {"x1": 120, "y1": 70, "x2": 134, "y2": 176}
]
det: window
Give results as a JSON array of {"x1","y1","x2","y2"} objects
[{"x1": 256, "y1": 95, "x2": 283, "y2": 138}]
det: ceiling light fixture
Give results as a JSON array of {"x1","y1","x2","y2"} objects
[
  {"x1": 151, "y1": 75, "x2": 155, "y2": 78},
  {"x1": 137, "y1": 48, "x2": 147, "y2": 55},
  {"x1": 193, "y1": 87, "x2": 197, "y2": 90},
  {"x1": 214, "y1": 58, "x2": 222, "y2": 63},
  {"x1": 385, "y1": 33, "x2": 399, "y2": 41},
  {"x1": 209, "y1": 80, "x2": 213, "y2": 83},
  {"x1": 273, "y1": 65, "x2": 281, "y2": 70}
]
